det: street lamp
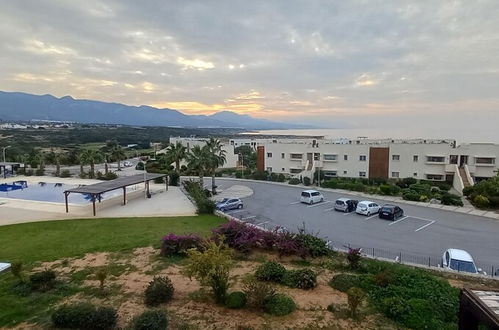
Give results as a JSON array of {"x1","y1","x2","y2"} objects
[
  {"x1": 238, "y1": 152, "x2": 243, "y2": 178},
  {"x1": 2, "y1": 146, "x2": 11, "y2": 179}
]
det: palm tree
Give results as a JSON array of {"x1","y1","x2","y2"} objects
[
  {"x1": 205, "y1": 138, "x2": 227, "y2": 195},
  {"x1": 53, "y1": 152, "x2": 64, "y2": 177},
  {"x1": 80, "y1": 149, "x2": 103, "y2": 178},
  {"x1": 187, "y1": 145, "x2": 208, "y2": 186},
  {"x1": 110, "y1": 145, "x2": 126, "y2": 171},
  {"x1": 165, "y1": 141, "x2": 187, "y2": 173}
]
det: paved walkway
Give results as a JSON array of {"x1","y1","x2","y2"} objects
[{"x1": 212, "y1": 185, "x2": 254, "y2": 201}]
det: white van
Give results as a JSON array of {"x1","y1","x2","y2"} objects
[{"x1": 300, "y1": 190, "x2": 324, "y2": 205}]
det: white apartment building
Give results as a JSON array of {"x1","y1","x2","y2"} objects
[{"x1": 170, "y1": 136, "x2": 499, "y2": 194}]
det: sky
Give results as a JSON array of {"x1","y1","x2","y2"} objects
[{"x1": 1, "y1": 0, "x2": 499, "y2": 130}]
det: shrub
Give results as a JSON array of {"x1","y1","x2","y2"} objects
[
  {"x1": 243, "y1": 278, "x2": 276, "y2": 310},
  {"x1": 374, "y1": 270, "x2": 395, "y2": 288},
  {"x1": 96, "y1": 268, "x2": 108, "y2": 292},
  {"x1": 10, "y1": 262, "x2": 24, "y2": 282},
  {"x1": 282, "y1": 269, "x2": 317, "y2": 289},
  {"x1": 441, "y1": 193, "x2": 463, "y2": 206},
  {"x1": 273, "y1": 230, "x2": 306, "y2": 257},
  {"x1": 409, "y1": 183, "x2": 431, "y2": 194},
  {"x1": 169, "y1": 172, "x2": 180, "y2": 186},
  {"x1": 277, "y1": 173, "x2": 286, "y2": 182},
  {"x1": 329, "y1": 274, "x2": 361, "y2": 292},
  {"x1": 402, "y1": 190, "x2": 421, "y2": 201},
  {"x1": 346, "y1": 248, "x2": 362, "y2": 269},
  {"x1": 144, "y1": 276, "x2": 175, "y2": 306},
  {"x1": 347, "y1": 287, "x2": 366, "y2": 318},
  {"x1": 197, "y1": 198, "x2": 216, "y2": 214},
  {"x1": 264, "y1": 294, "x2": 296, "y2": 316},
  {"x1": 213, "y1": 220, "x2": 264, "y2": 254},
  {"x1": 52, "y1": 303, "x2": 117, "y2": 329},
  {"x1": 225, "y1": 291, "x2": 247, "y2": 309},
  {"x1": 160, "y1": 233, "x2": 202, "y2": 256},
  {"x1": 59, "y1": 169, "x2": 71, "y2": 178},
  {"x1": 135, "y1": 161, "x2": 145, "y2": 170},
  {"x1": 303, "y1": 176, "x2": 311, "y2": 186},
  {"x1": 184, "y1": 241, "x2": 234, "y2": 304},
  {"x1": 288, "y1": 178, "x2": 300, "y2": 185},
  {"x1": 297, "y1": 233, "x2": 330, "y2": 258},
  {"x1": 462, "y1": 185, "x2": 474, "y2": 197},
  {"x1": 379, "y1": 184, "x2": 400, "y2": 196},
  {"x1": 184, "y1": 181, "x2": 216, "y2": 214},
  {"x1": 35, "y1": 168, "x2": 45, "y2": 176},
  {"x1": 255, "y1": 261, "x2": 286, "y2": 283},
  {"x1": 488, "y1": 196, "x2": 499, "y2": 207},
  {"x1": 29, "y1": 270, "x2": 56, "y2": 291},
  {"x1": 133, "y1": 309, "x2": 168, "y2": 330},
  {"x1": 473, "y1": 194, "x2": 490, "y2": 208}
]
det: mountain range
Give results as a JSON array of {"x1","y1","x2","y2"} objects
[{"x1": 0, "y1": 91, "x2": 312, "y2": 130}]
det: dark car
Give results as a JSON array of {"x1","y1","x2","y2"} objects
[{"x1": 378, "y1": 205, "x2": 404, "y2": 220}]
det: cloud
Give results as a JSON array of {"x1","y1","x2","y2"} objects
[{"x1": 0, "y1": 0, "x2": 498, "y2": 131}]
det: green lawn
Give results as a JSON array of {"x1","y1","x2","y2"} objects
[{"x1": 0, "y1": 215, "x2": 224, "y2": 263}]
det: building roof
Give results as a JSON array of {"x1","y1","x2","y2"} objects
[
  {"x1": 64, "y1": 173, "x2": 166, "y2": 195},
  {"x1": 472, "y1": 290, "x2": 499, "y2": 318}
]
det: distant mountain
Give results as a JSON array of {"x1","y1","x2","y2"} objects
[{"x1": 0, "y1": 91, "x2": 313, "y2": 129}]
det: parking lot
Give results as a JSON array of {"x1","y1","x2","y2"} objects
[{"x1": 215, "y1": 179, "x2": 499, "y2": 271}]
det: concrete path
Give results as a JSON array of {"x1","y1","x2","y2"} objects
[{"x1": 213, "y1": 185, "x2": 254, "y2": 201}]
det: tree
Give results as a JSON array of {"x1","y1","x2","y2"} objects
[
  {"x1": 165, "y1": 141, "x2": 187, "y2": 173},
  {"x1": 80, "y1": 149, "x2": 103, "y2": 179},
  {"x1": 187, "y1": 145, "x2": 208, "y2": 186},
  {"x1": 234, "y1": 145, "x2": 257, "y2": 170},
  {"x1": 205, "y1": 138, "x2": 227, "y2": 195},
  {"x1": 110, "y1": 145, "x2": 126, "y2": 171}
]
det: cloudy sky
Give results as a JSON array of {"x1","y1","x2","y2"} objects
[{"x1": 1, "y1": 0, "x2": 499, "y2": 130}]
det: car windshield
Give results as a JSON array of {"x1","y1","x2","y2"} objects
[
  {"x1": 219, "y1": 198, "x2": 229, "y2": 203},
  {"x1": 449, "y1": 259, "x2": 477, "y2": 273},
  {"x1": 358, "y1": 203, "x2": 367, "y2": 209},
  {"x1": 336, "y1": 200, "x2": 344, "y2": 205},
  {"x1": 301, "y1": 192, "x2": 310, "y2": 197},
  {"x1": 381, "y1": 207, "x2": 393, "y2": 213}
]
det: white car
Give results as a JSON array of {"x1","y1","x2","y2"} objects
[
  {"x1": 123, "y1": 161, "x2": 133, "y2": 167},
  {"x1": 441, "y1": 249, "x2": 483, "y2": 274},
  {"x1": 300, "y1": 190, "x2": 324, "y2": 205},
  {"x1": 356, "y1": 201, "x2": 380, "y2": 216}
]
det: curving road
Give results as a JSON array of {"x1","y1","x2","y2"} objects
[{"x1": 213, "y1": 178, "x2": 499, "y2": 273}]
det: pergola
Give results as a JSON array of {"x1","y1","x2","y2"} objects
[
  {"x1": 64, "y1": 173, "x2": 168, "y2": 216},
  {"x1": 0, "y1": 162, "x2": 22, "y2": 179}
]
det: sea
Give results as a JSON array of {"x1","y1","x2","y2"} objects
[{"x1": 245, "y1": 127, "x2": 499, "y2": 144}]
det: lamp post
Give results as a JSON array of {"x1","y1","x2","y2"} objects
[
  {"x1": 2, "y1": 146, "x2": 11, "y2": 179},
  {"x1": 239, "y1": 152, "x2": 243, "y2": 178}
]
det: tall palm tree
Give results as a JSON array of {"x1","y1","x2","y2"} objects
[
  {"x1": 205, "y1": 138, "x2": 227, "y2": 195},
  {"x1": 80, "y1": 149, "x2": 103, "y2": 178},
  {"x1": 187, "y1": 145, "x2": 208, "y2": 186},
  {"x1": 53, "y1": 152, "x2": 65, "y2": 177},
  {"x1": 110, "y1": 145, "x2": 126, "y2": 171},
  {"x1": 165, "y1": 141, "x2": 187, "y2": 173}
]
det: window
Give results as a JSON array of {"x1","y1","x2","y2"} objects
[
  {"x1": 426, "y1": 156, "x2": 445, "y2": 163},
  {"x1": 344, "y1": 155, "x2": 348, "y2": 161},
  {"x1": 391, "y1": 172, "x2": 399, "y2": 178},
  {"x1": 343, "y1": 170, "x2": 347, "y2": 175},
  {"x1": 413, "y1": 155, "x2": 419, "y2": 162},
  {"x1": 323, "y1": 154, "x2": 338, "y2": 161},
  {"x1": 359, "y1": 171, "x2": 366, "y2": 177},
  {"x1": 413, "y1": 172, "x2": 417, "y2": 177},
  {"x1": 281, "y1": 153, "x2": 285, "y2": 159},
  {"x1": 449, "y1": 155, "x2": 458, "y2": 164},
  {"x1": 282, "y1": 168, "x2": 285, "y2": 172},
  {"x1": 290, "y1": 153, "x2": 303, "y2": 159},
  {"x1": 426, "y1": 174, "x2": 444, "y2": 181},
  {"x1": 266, "y1": 167, "x2": 272, "y2": 172},
  {"x1": 323, "y1": 170, "x2": 337, "y2": 179},
  {"x1": 359, "y1": 155, "x2": 367, "y2": 161},
  {"x1": 475, "y1": 157, "x2": 495, "y2": 164},
  {"x1": 290, "y1": 168, "x2": 302, "y2": 174},
  {"x1": 311, "y1": 192, "x2": 321, "y2": 196},
  {"x1": 392, "y1": 155, "x2": 400, "y2": 161},
  {"x1": 267, "y1": 152, "x2": 272, "y2": 158}
]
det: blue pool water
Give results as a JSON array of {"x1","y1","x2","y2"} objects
[{"x1": 0, "y1": 181, "x2": 126, "y2": 204}]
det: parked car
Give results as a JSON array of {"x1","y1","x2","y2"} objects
[
  {"x1": 216, "y1": 198, "x2": 243, "y2": 212},
  {"x1": 334, "y1": 198, "x2": 358, "y2": 212},
  {"x1": 300, "y1": 190, "x2": 324, "y2": 205},
  {"x1": 356, "y1": 201, "x2": 381, "y2": 216},
  {"x1": 378, "y1": 204, "x2": 404, "y2": 220},
  {"x1": 123, "y1": 161, "x2": 133, "y2": 167},
  {"x1": 441, "y1": 249, "x2": 482, "y2": 274}
]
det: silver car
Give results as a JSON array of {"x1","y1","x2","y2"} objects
[{"x1": 216, "y1": 198, "x2": 244, "y2": 212}]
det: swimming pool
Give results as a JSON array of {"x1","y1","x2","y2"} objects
[{"x1": 0, "y1": 181, "x2": 132, "y2": 204}]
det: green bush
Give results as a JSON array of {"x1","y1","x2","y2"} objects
[
  {"x1": 440, "y1": 193, "x2": 463, "y2": 206},
  {"x1": 462, "y1": 185, "x2": 474, "y2": 197},
  {"x1": 169, "y1": 172, "x2": 180, "y2": 186},
  {"x1": 282, "y1": 269, "x2": 317, "y2": 289},
  {"x1": 35, "y1": 168, "x2": 45, "y2": 176},
  {"x1": 243, "y1": 278, "x2": 276, "y2": 310},
  {"x1": 473, "y1": 194, "x2": 490, "y2": 208},
  {"x1": 379, "y1": 184, "x2": 400, "y2": 196},
  {"x1": 298, "y1": 233, "x2": 330, "y2": 258},
  {"x1": 196, "y1": 198, "x2": 216, "y2": 214},
  {"x1": 133, "y1": 309, "x2": 168, "y2": 330},
  {"x1": 59, "y1": 169, "x2": 71, "y2": 178},
  {"x1": 225, "y1": 291, "x2": 247, "y2": 309},
  {"x1": 288, "y1": 178, "x2": 300, "y2": 185},
  {"x1": 408, "y1": 183, "x2": 431, "y2": 194},
  {"x1": 255, "y1": 261, "x2": 286, "y2": 283},
  {"x1": 303, "y1": 177, "x2": 311, "y2": 186},
  {"x1": 144, "y1": 276, "x2": 174, "y2": 306},
  {"x1": 329, "y1": 274, "x2": 361, "y2": 292},
  {"x1": 29, "y1": 270, "x2": 56, "y2": 291},
  {"x1": 264, "y1": 293, "x2": 296, "y2": 316},
  {"x1": 277, "y1": 173, "x2": 286, "y2": 182},
  {"x1": 402, "y1": 190, "x2": 422, "y2": 201},
  {"x1": 347, "y1": 287, "x2": 366, "y2": 318},
  {"x1": 52, "y1": 303, "x2": 117, "y2": 329}
]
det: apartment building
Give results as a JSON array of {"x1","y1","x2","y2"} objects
[{"x1": 170, "y1": 136, "x2": 499, "y2": 194}]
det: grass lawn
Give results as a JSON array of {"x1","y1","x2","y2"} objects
[{"x1": 0, "y1": 215, "x2": 224, "y2": 263}]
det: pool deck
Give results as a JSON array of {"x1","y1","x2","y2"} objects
[{"x1": 0, "y1": 176, "x2": 196, "y2": 226}]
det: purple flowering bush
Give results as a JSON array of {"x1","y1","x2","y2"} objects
[{"x1": 160, "y1": 233, "x2": 203, "y2": 256}]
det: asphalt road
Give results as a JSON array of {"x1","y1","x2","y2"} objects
[{"x1": 214, "y1": 179, "x2": 499, "y2": 272}]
